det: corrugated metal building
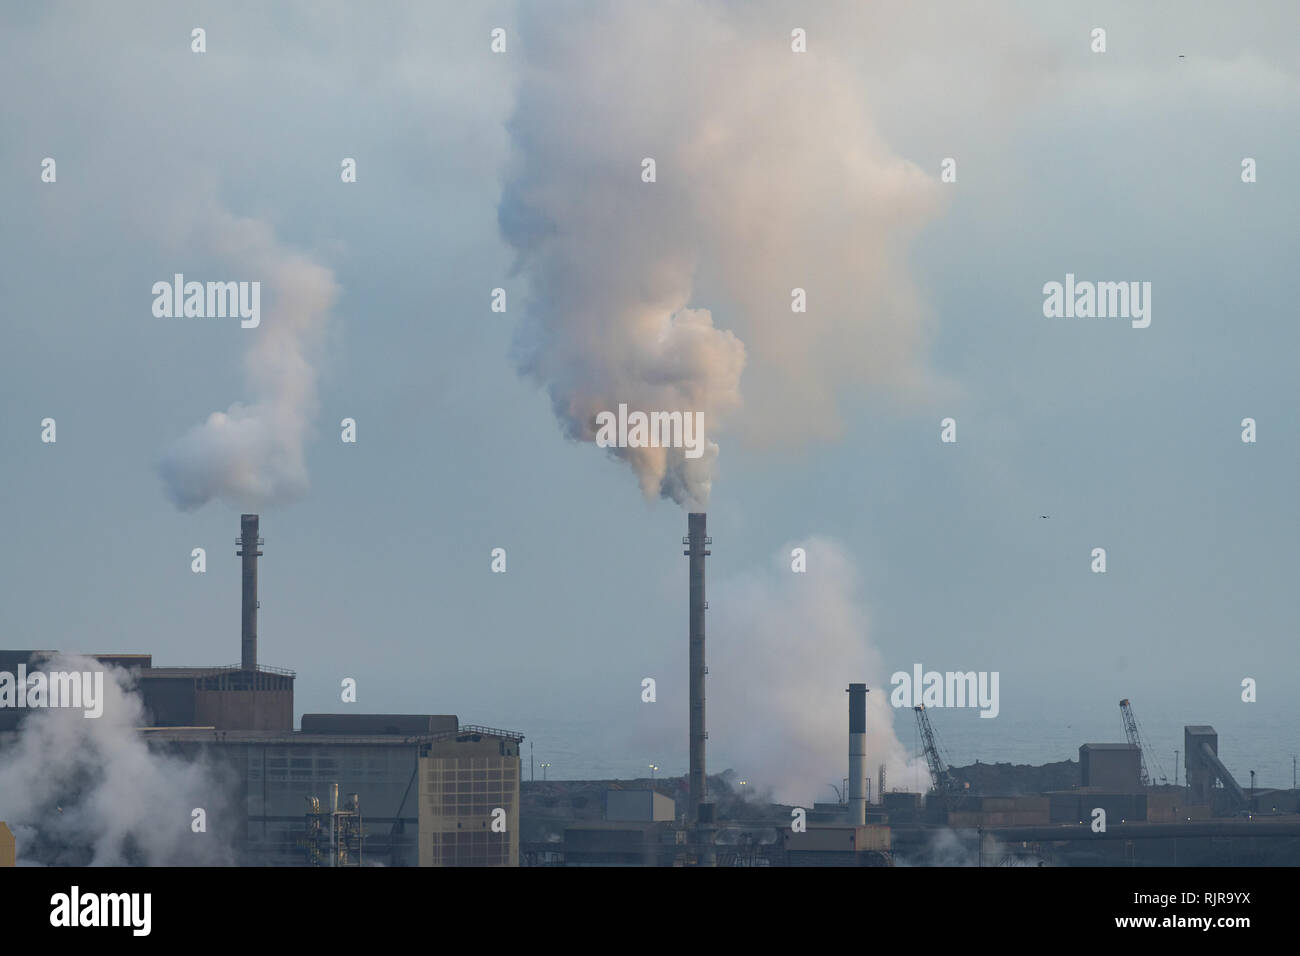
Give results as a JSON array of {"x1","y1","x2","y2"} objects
[
  {"x1": 783, "y1": 825, "x2": 892, "y2": 866},
  {"x1": 142, "y1": 716, "x2": 522, "y2": 866}
]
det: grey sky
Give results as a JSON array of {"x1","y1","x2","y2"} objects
[{"x1": 2, "y1": 1, "x2": 1296, "y2": 798}]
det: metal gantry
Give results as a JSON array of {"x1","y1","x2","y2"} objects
[{"x1": 300, "y1": 784, "x2": 363, "y2": 867}]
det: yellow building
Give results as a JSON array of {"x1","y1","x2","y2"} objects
[
  {"x1": 0, "y1": 822, "x2": 15, "y2": 867},
  {"x1": 418, "y1": 732, "x2": 520, "y2": 866}
]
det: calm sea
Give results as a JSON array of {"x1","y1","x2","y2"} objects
[{"x1": 501, "y1": 702, "x2": 1298, "y2": 795}]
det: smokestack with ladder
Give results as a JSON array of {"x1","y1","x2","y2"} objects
[
  {"x1": 684, "y1": 513, "x2": 712, "y2": 823},
  {"x1": 237, "y1": 514, "x2": 263, "y2": 672},
  {"x1": 847, "y1": 684, "x2": 868, "y2": 825}
]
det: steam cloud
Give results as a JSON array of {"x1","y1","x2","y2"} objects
[
  {"x1": 0, "y1": 655, "x2": 235, "y2": 865},
  {"x1": 157, "y1": 209, "x2": 338, "y2": 511},
  {"x1": 707, "y1": 538, "x2": 930, "y2": 804},
  {"x1": 499, "y1": 1, "x2": 942, "y2": 506},
  {"x1": 896, "y1": 827, "x2": 981, "y2": 867}
]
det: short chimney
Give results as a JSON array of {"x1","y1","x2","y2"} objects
[
  {"x1": 848, "y1": 683, "x2": 868, "y2": 825},
  {"x1": 237, "y1": 514, "x2": 262, "y2": 671}
]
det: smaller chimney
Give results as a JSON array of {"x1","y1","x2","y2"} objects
[
  {"x1": 847, "y1": 683, "x2": 868, "y2": 825},
  {"x1": 685, "y1": 512, "x2": 711, "y2": 823},
  {"x1": 237, "y1": 514, "x2": 263, "y2": 672}
]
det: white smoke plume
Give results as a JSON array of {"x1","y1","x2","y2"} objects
[
  {"x1": 0, "y1": 654, "x2": 236, "y2": 865},
  {"x1": 157, "y1": 209, "x2": 338, "y2": 511},
  {"x1": 499, "y1": 1, "x2": 943, "y2": 506},
  {"x1": 707, "y1": 538, "x2": 930, "y2": 805}
]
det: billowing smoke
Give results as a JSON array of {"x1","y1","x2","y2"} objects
[
  {"x1": 0, "y1": 654, "x2": 236, "y2": 865},
  {"x1": 157, "y1": 209, "x2": 338, "y2": 511},
  {"x1": 499, "y1": 2, "x2": 942, "y2": 505},
  {"x1": 707, "y1": 538, "x2": 930, "y2": 804}
]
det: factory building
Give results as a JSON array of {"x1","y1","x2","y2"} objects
[
  {"x1": 1079, "y1": 743, "x2": 1142, "y2": 792},
  {"x1": 560, "y1": 821, "x2": 682, "y2": 866},
  {"x1": 605, "y1": 789, "x2": 675, "y2": 822},
  {"x1": 418, "y1": 730, "x2": 521, "y2": 866},
  {"x1": 783, "y1": 825, "x2": 892, "y2": 867},
  {"x1": 143, "y1": 716, "x2": 522, "y2": 866},
  {"x1": 0, "y1": 516, "x2": 523, "y2": 867},
  {"x1": 1184, "y1": 726, "x2": 1248, "y2": 809},
  {"x1": 1, "y1": 517, "x2": 292, "y2": 734},
  {"x1": 0, "y1": 652, "x2": 294, "y2": 734}
]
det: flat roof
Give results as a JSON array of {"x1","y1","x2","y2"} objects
[
  {"x1": 141, "y1": 730, "x2": 428, "y2": 745},
  {"x1": 130, "y1": 666, "x2": 296, "y2": 683},
  {"x1": 139, "y1": 725, "x2": 522, "y2": 746}
]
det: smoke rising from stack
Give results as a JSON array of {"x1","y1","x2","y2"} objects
[
  {"x1": 498, "y1": 1, "x2": 942, "y2": 506},
  {"x1": 157, "y1": 208, "x2": 338, "y2": 512},
  {"x1": 0, "y1": 654, "x2": 236, "y2": 866},
  {"x1": 707, "y1": 538, "x2": 930, "y2": 804}
]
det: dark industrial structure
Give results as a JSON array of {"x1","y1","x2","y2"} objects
[
  {"x1": 1079, "y1": 743, "x2": 1143, "y2": 792},
  {"x1": 1186, "y1": 725, "x2": 1248, "y2": 808}
]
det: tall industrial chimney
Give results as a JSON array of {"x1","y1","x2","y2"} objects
[
  {"x1": 847, "y1": 683, "x2": 868, "y2": 825},
  {"x1": 237, "y1": 514, "x2": 263, "y2": 672},
  {"x1": 684, "y1": 512, "x2": 711, "y2": 823}
]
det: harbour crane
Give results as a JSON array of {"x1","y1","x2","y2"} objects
[
  {"x1": 1119, "y1": 698, "x2": 1162, "y2": 788},
  {"x1": 914, "y1": 705, "x2": 967, "y2": 808}
]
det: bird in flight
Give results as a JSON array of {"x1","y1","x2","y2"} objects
[{"x1": 1040, "y1": 515, "x2": 1050, "y2": 519}]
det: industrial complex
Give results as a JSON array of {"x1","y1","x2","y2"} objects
[
  {"x1": 1, "y1": 512, "x2": 1297, "y2": 867},
  {"x1": 0, "y1": 514, "x2": 523, "y2": 867}
]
